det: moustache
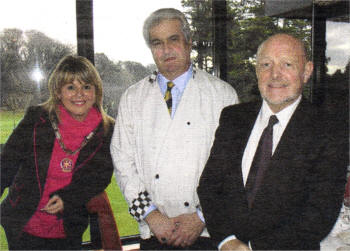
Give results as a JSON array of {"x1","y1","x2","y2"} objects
[
  {"x1": 267, "y1": 82, "x2": 288, "y2": 88},
  {"x1": 161, "y1": 53, "x2": 177, "y2": 61}
]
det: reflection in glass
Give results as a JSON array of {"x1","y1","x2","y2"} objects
[{"x1": 0, "y1": 0, "x2": 76, "y2": 110}]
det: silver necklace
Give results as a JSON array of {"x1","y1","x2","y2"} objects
[{"x1": 50, "y1": 113, "x2": 97, "y2": 172}]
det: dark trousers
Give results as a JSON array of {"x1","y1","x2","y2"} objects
[
  {"x1": 8, "y1": 231, "x2": 81, "y2": 250},
  {"x1": 140, "y1": 236, "x2": 216, "y2": 250}
]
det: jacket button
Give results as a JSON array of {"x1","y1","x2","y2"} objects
[
  {"x1": 155, "y1": 174, "x2": 159, "y2": 179},
  {"x1": 184, "y1": 202, "x2": 189, "y2": 207}
]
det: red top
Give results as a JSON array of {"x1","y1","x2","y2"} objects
[
  {"x1": 23, "y1": 105, "x2": 101, "y2": 238},
  {"x1": 345, "y1": 175, "x2": 350, "y2": 200}
]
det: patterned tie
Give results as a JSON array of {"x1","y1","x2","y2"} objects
[
  {"x1": 164, "y1": 81, "x2": 175, "y2": 115},
  {"x1": 246, "y1": 115, "x2": 279, "y2": 208}
]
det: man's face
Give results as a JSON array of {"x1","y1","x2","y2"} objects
[
  {"x1": 256, "y1": 35, "x2": 313, "y2": 113},
  {"x1": 149, "y1": 19, "x2": 192, "y2": 80}
]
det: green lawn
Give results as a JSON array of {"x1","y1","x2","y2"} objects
[
  {"x1": 0, "y1": 110, "x2": 139, "y2": 250},
  {"x1": 0, "y1": 110, "x2": 24, "y2": 144}
]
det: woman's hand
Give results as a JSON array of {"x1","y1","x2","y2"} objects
[{"x1": 41, "y1": 195, "x2": 64, "y2": 214}]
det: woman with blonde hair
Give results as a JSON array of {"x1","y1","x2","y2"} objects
[{"x1": 1, "y1": 55, "x2": 114, "y2": 250}]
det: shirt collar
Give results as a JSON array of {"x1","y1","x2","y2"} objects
[
  {"x1": 260, "y1": 95, "x2": 302, "y2": 128},
  {"x1": 157, "y1": 65, "x2": 193, "y2": 93}
]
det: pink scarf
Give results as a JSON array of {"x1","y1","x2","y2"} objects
[{"x1": 24, "y1": 105, "x2": 102, "y2": 238}]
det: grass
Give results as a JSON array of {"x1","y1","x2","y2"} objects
[
  {"x1": 0, "y1": 110, "x2": 139, "y2": 250},
  {"x1": 0, "y1": 110, "x2": 24, "y2": 144}
]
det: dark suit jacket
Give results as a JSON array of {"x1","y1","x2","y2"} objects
[{"x1": 198, "y1": 99, "x2": 348, "y2": 250}]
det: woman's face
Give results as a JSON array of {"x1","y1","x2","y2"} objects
[{"x1": 58, "y1": 79, "x2": 96, "y2": 121}]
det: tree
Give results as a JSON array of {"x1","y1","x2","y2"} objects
[
  {"x1": 95, "y1": 54, "x2": 153, "y2": 117},
  {"x1": 0, "y1": 28, "x2": 153, "y2": 116},
  {"x1": 226, "y1": 0, "x2": 280, "y2": 102},
  {"x1": 122, "y1": 61, "x2": 152, "y2": 83},
  {"x1": 324, "y1": 61, "x2": 349, "y2": 111},
  {"x1": 0, "y1": 29, "x2": 35, "y2": 110},
  {"x1": 226, "y1": 0, "x2": 312, "y2": 102},
  {"x1": 182, "y1": 0, "x2": 214, "y2": 72},
  {"x1": 0, "y1": 29, "x2": 73, "y2": 110},
  {"x1": 95, "y1": 53, "x2": 127, "y2": 117},
  {"x1": 181, "y1": 0, "x2": 311, "y2": 102},
  {"x1": 24, "y1": 30, "x2": 74, "y2": 103}
]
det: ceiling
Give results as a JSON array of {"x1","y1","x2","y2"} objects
[{"x1": 264, "y1": 0, "x2": 349, "y2": 22}]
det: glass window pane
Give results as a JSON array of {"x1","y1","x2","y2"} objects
[
  {"x1": 325, "y1": 20, "x2": 349, "y2": 110},
  {"x1": 0, "y1": 1, "x2": 76, "y2": 249},
  {"x1": 0, "y1": 0, "x2": 76, "y2": 123},
  {"x1": 326, "y1": 21, "x2": 350, "y2": 75},
  {"x1": 224, "y1": 0, "x2": 312, "y2": 102},
  {"x1": 93, "y1": 0, "x2": 184, "y2": 118}
]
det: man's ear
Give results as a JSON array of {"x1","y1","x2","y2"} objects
[{"x1": 303, "y1": 61, "x2": 314, "y2": 83}]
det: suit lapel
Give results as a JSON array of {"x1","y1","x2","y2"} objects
[
  {"x1": 272, "y1": 99, "x2": 314, "y2": 162},
  {"x1": 252, "y1": 99, "x2": 315, "y2": 208},
  {"x1": 223, "y1": 102, "x2": 262, "y2": 238},
  {"x1": 229, "y1": 102, "x2": 262, "y2": 190}
]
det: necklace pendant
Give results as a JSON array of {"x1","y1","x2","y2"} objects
[{"x1": 60, "y1": 158, "x2": 73, "y2": 172}]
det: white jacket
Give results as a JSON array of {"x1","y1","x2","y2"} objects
[{"x1": 111, "y1": 68, "x2": 238, "y2": 239}]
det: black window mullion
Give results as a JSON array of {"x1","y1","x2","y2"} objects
[{"x1": 76, "y1": 0, "x2": 95, "y2": 64}]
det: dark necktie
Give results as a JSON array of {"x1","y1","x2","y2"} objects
[
  {"x1": 164, "y1": 81, "x2": 175, "y2": 115},
  {"x1": 246, "y1": 115, "x2": 279, "y2": 208}
]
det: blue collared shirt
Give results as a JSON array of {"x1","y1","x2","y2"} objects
[{"x1": 157, "y1": 65, "x2": 193, "y2": 118}]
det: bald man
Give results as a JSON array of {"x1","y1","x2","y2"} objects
[{"x1": 198, "y1": 34, "x2": 347, "y2": 250}]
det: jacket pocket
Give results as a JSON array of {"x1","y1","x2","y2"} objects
[{"x1": 8, "y1": 183, "x2": 24, "y2": 207}]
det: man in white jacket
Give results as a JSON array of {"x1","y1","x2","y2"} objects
[{"x1": 110, "y1": 8, "x2": 238, "y2": 250}]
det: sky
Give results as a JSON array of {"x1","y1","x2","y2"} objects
[
  {"x1": 325, "y1": 21, "x2": 350, "y2": 73},
  {"x1": 0, "y1": 0, "x2": 183, "y2": 66},
  {"x1": 1, "y1": 0, "x2": 349, "y2": 73}
]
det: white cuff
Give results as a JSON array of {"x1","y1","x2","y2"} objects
[
  {"x1": 218, "y1": 235, "x2": 237, "y2": 250},
  {"x1": 196, "y1": 208, "x2": 205, "y2": 223},
  {"x1": 142, "y1": 204, "x2": 157, "y2": 220}
]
